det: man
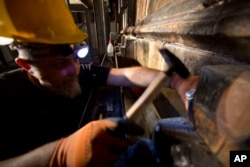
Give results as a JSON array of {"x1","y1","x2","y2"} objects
[{"x1": 0, "y1": 0, "x2": 199, "y2": 166}]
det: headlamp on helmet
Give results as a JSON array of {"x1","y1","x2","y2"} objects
[
  {"x1": 12, "y1": 41, "x2": 89, "y2": 60},
  {"x1": 73, "y1": 41, "x2": 89, "y2": 58},
  {"x1": 0, "y1": 37, "x2": 14, "y2": 45}
]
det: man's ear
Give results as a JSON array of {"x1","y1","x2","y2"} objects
[{"x1": 15, "y1": 58, "x2": 31, "y2": 71}]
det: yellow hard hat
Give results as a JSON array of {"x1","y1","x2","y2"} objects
[{"x1": 0, "y1": 0, "x2": 88, "y2": 45}]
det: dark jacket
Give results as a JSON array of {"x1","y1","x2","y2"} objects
[{"x1": 0, "y1": 63, "x2": 110, "y2": 160}]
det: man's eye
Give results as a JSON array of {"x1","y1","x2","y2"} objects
[{"x1": 56, "y1": 61, "x2": 67, "y2": 67}]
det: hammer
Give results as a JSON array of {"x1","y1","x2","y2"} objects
[
  {"x1": 125, "y1": 49, "x2": 190, "y2": 120},
  {"x1": 107, "y1": 49, "x2": 191, "y2": 136}
]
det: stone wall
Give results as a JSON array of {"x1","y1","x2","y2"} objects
[{"x1": 114, "y1": 0, "x2": 250, "y2": 166}]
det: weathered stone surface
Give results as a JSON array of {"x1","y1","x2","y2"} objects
[
  {"x1": 194, "y1": 65, "x2": 250, "y2": 113},
  {"x1": 134, "y1": 0, "x2": 250, "y2": 37},
  {"x1": 123, "y1": 0, "x2": 250, "y2": 64},
  {"x1": 194, "y1": 65, "x2": 250, "y2": 166},
  {"x1": 104, "y1": 0, "x2": 250, "y2": 166}
]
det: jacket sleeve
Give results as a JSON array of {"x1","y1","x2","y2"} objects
[{"x1": 79, "y1": 63, "x2": 111, "y2": 87}]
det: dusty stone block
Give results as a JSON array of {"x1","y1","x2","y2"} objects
[
  {"x1": 194, "y1": 65, "x2": 250, "y2": 113},
  {"x1": 193, "y1": 64, "x2": 250, "y2": 166}
]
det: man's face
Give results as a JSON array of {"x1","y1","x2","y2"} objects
[{"x1": 29, "y1": 53, "x2": 82, "y2": 99}]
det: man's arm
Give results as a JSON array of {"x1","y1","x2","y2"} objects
[
  {"x1": 107, "y1": 66, "x2": 166, "y2": 87},
  {"x1": 0, "y1": 141, "x2": 57, "y2": 167},
  {"x1": 107, "y1": 66, "x2": 199, "y2": 110},
  {"x1": 0, "y1": 119, "x2": 132, "y2": 167}
]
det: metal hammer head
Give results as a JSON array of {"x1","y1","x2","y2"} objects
[{"x1": 159, "y1": 49, "x2": 190, "y2": 79}]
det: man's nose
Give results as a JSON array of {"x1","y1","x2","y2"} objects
[{"x1": 67, "y1": 60, "x2": 79, "y2": 75}]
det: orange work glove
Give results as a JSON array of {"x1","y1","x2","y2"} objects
[{"x1": 49, "y1": 119, "x2": 130, "y2": 167}]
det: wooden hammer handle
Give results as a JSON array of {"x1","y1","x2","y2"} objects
[{"x1": 125, "y1": 71, "x2": 168, "y2": 120}]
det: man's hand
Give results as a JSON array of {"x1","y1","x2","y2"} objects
[
  {"x1": 169, "y1": 73, "x2": 199, "y2": 110},
  {"x1": 49, "y1": 119, "x2": 130, "y2": 167}
]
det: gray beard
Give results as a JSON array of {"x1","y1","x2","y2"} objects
[
  {"x1": 43, "y1": 79, "x2": 82, "y2": 99},
  {"x1": 58, "y1": 81, "x2": 82, "y2": 99}
]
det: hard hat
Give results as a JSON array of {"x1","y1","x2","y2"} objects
[{"x1": 0, "y1": 0, "x2": 88, "y2": 45}]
